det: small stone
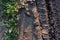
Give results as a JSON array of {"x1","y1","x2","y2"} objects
[{"x1": 42, "y1": 29, "x2": 48, "y2": 34}]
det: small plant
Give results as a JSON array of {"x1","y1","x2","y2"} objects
[{"x1": 0, "y1": 0, "x2": 24, "y2": 40}]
